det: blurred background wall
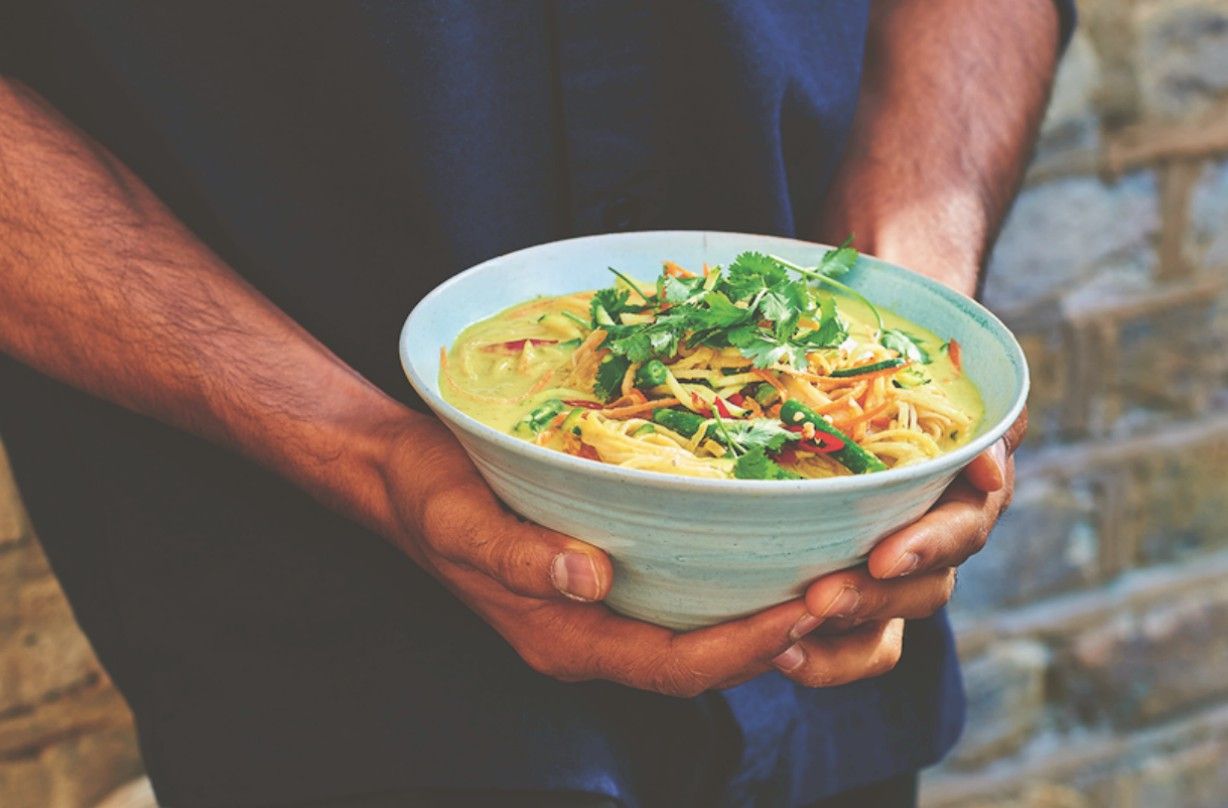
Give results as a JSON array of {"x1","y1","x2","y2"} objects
[
  {"x1": 0, "y1": 0, "x2": 1225, "y2": 806},
  {"x1": 923, "y1": 0, "x2": 1228, "y2": 805}
]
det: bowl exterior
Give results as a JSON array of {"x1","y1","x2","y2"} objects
[
  {"x1": 401, "y1": 231, "x2": 1028, "y2": 630},
  {"x1": 447, "y1": 425, "x2": 955, "y2": 629}
]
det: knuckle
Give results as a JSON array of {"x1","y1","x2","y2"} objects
[
  {"x1": 870, "y1": 642, "x2": 904, "y2": 678},
  {"x1": 794, "y1": 666, "x2": 838, "y2": 689},
  {"x1": 1000, "y1": 485, "x2": 1016, "y2": 515},
  {"x1": 419, "y1": 487, "x2": 483, "y2": 557},
  {"x1": 518, "y1": 643, "x2": 584, "y2": 683},
  {"x1": 939, "y1": 568, "x2": 958, "y2": 605},
  {"x1": 647, "y1": 655, "x2": 710, "y2": 698},
  {"x1": 972, "y1": 522, "x2": 991, "y2": 552},
  {"x1": 518, "y1": 645, "x2": 563, "y2": 678}
]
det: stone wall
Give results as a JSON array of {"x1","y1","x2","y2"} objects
[
  {"x1": 1, "y1": 1, "x2": 1226, "y2": 806},
  {"x1": 0, "y1": 445, "x2": 143, "y2": 806},
  {"x1": 923, "y1": 1, "x2": 1228, "y2": 806}
]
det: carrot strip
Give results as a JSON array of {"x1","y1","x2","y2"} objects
[
  {"x1": 838, "y1": 400, "x2": 893, "y2": 431},
  {"x1": 663, "y1": 261, "x2": 696, "y2": 279},
  {"x1": 600, "y1": 397, "x2": 679, "y2": 419},
  {"x1": 753, "y1": 370, "x2": 790, "y2": 401},
  {"x1": 527, "y1": 369, "x2": 556, "y2": 395}
]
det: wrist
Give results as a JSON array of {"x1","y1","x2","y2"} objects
[
  {"x1": 814, "y1": 188, "x2": 985, "y2": 299},
  {"x1": 287, "y1": 382, "x2": 428, "y2": 540}
]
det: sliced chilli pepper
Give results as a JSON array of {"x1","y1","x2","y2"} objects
[
  {"x1": 773, "y1": 445, "x2": 799, "y2": 465},
  {"x1": 482, "y1": 338, "x2": 559, "y2": 353},
  {"x1": 563, "y1": 399, "x2": 604, "y2": 410},
  {"x1": 778, "y1": 400, "x2": 887, "y2": 474},
  {"x1": 690, "y1": 391, "x2": 713, "y2": 417},
  {"x1": 713, "y1": 396, "x2": 735, "y2": 419},
  {"x1": 576, "y1": 443, "x2": 600, "y2": 461},
  {"x1": 947, "y1": 338, "x2": 962, "y2": 372},
  {"x1": 782, "y1": 424, "x2": 846, "y2": 454},
  {"x1": 727, "y1": 392, "x2": 747, "y2": 406},
  {"x1": 798, "y1": 432, "x2": 846, "y2": 454}
]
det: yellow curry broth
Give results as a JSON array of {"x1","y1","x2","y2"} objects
[{"x1": 441, "y1": 288, "x2": 984, "y2": 464}]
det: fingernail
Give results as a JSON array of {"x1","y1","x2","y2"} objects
[
  {"x1": 886, "y1": 551, "x2": 922, "y2": 578},
  {"x1": 992, "y1": 440, "x2": 1008, "y2": 479},
  {"x1": 551, "y1": 553, "x2": 600, "y2": 602},
  {"x1": 789, "y1": 613, "x2": 823, "y2": 641},
  {"x1": 823, "y1": 587, "x2": 861, "y2": 618},
  {"x1": 772, "y1": 643, "x2": 805, "y2": 672}
]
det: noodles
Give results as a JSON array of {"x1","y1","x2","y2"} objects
[{"x1": 440, "y1": 252, "x2": 984, "y2": 480}]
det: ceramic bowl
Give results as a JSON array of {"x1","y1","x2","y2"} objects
[{"x1": 400, "y1": 231, "x2": 1028, "y2": 630}]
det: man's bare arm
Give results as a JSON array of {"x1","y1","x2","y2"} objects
[
  {"x1": 816, "y1": 0, "x2": 1062, "y2": 295},
  {"x1": 802, "y1": 0, "x2": 1058, "y2": 611},
  {"x1": 0, "y1": 80, "x2": 411, "y2": 535}
]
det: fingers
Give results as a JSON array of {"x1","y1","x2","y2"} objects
[
  {"x1": 964, "y1": 407, "x2": 1028, "y2": 493},
  {"x1": 524, "y1": 596, "x2": 814, "y2": 698},
  {"x1": 803, "y1": 565, "x2": 956, "y2": 624},
  {"x1": 865, "y1": 477, "x2": 1008, "y2": 579},
  {"x1": 418, "y1": 480, "x2": 613, "y2": 601},
  {"x1": 963, "y1": 440, "x2": 1007, "y2": 492},
  {"x1": 772, "y1": 619, "x2": 906, "y2": 688}
]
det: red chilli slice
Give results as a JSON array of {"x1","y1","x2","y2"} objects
[
  {"x1": 713, "y1": 396, "x2": 734, "y2": 419},
  {"x1": 482, "y1": 338, "x2": 559, "y2": 353},
  {"x1": 783, "y1": 425, "x2": 846, "y2": 454},
  {"x1": 563, "y1": 399, "x2": 604, "y2": 410},
  {"x1": 690, "y1": 392, "x2": 713, "y2": 417},
  {"x1": 727, "y1": 392, "x2": 746, "y2": 406},
  {"x1": 947, "y1": 338, "x2": 962, "y2": 372}
]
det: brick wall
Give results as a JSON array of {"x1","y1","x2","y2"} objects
[
  {"x1": 922, "y1": 1, "x2": 1228, "y2": 806},
  {"x1": 1, "y1": 1, "x2": 1225, "y2": 806},
  {"x1": 0, "y1": 445, "x2": 143, "y2": 806}
]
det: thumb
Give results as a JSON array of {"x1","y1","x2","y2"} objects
[
  {"x1": 419, "y1": 484, "x2": 613, "y2": 601},
  {"x1": 963, "y1": 407, "x2": 1027, "y2": 493}
]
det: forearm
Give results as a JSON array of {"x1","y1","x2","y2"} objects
[
  {"x1": 814, "y1": 0, "x2": 1062, "y2": 296},
  {"x1": 0, "y1": 78, "x2": 416, "y2": 535}
]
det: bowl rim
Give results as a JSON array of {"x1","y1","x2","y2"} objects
[{"x1": 400, "y1": 230, "x2": 1029, "y2": 496}]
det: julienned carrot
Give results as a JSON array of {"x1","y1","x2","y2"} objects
[
  {"x1": 836, "y1": 400, "x2": 893, "y2": 432},
  {"x1": 663, "y1": 260, "x2": 696, "y2": 279},
  {"x1": 947, "y1": 339, "x2": 962, "y2": 372},
  {"x1": 753, "y1": 369, "x2": 790, "y2": 401},
  {"x1": 601, "y1": 397, "x2": 680, "y2": 419}
]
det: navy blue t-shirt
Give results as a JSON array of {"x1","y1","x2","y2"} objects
[{"x1": 0, "y1": 2, "x2": 1074, "y2": 806}]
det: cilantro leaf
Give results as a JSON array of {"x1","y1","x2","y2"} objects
[
  {"x1": 722, "y1": 251, "x2": 788, "y2": 301},
  {"x1": 817, "y1": 238, "x2": 858, "y2": 278},
  {"x1": 796, "y1": 294, "x2": 847, "y2": 348},
  {"x1": 593, "y1": 355, "x2": 630, "y2": 401},
  {"x1": 727, "y1": 325, "x2": 802, "y2": 368},
  {"x1": 694, "y1": 291, "x2": 750, "y2": 328},
  {"x1": 720, "y1": 419, "x2": 800, "y2": 454},
  {"x1": 590, "y1": 287, "x2": 631, "y2": 326},
  {"x1": 758, "y1": 289, "x2": 794, "y2": 325},
  {"x1": 881, "y1": 328, "x2": 931, "y2": 364},
  {"x1": 733, "y1": 446, "x2": 801, "y2": 480},
  {"x1": 605, "y1": 322, "x2": 680, "y2": 363},
  {"x1": 663, "y1": 274, "x2": 705, "y2": 304}
]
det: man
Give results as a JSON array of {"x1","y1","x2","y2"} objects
[{"x1": 0, "y1": 2, "x2": 1071, "y2": 806}]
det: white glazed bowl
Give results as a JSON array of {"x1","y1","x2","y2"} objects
[{"x1": 400, "y1": 231, "x2": 1028, "y2": 630}]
